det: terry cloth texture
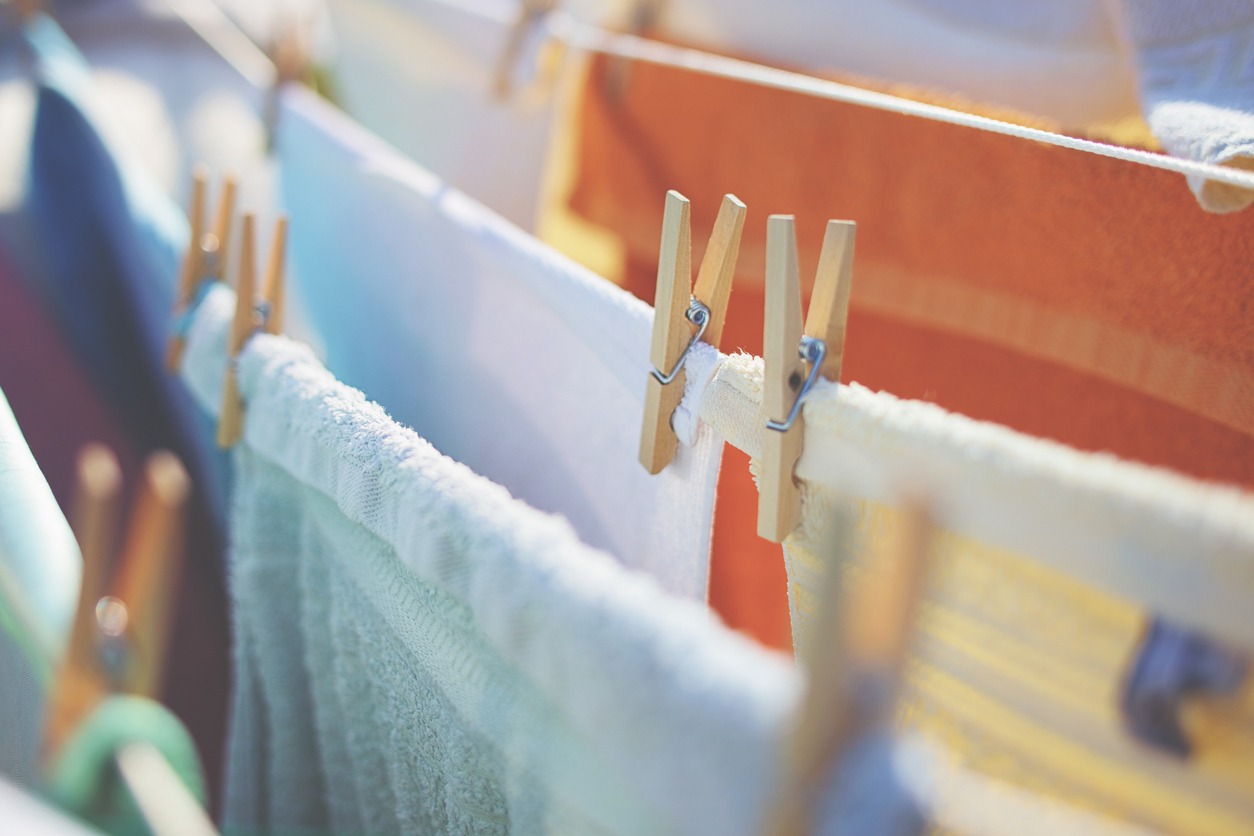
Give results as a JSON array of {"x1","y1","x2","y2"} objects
[
  {"x1": 0, "y1": 388, "x2": 81, "y2": 786},
  {"x1": 20, "y1": 13, "x2": 233, "y2": 802},
  {"x1": 277, "y1": 86, "x2": 722, "y2": 603},
  {"x1": 570, "y1": 51, "x2": 1254, "y2": 648},
  {"x1": 693, "y1": 352, "x2": 1254, "y2": 836},
  {"x1": 326, "y1": 0, "x2": 559, "y2": 230},
  {"x1": 1123, "y1": 1, "x2": 1254, "y2": 212},
  {"x1": 179, "y1": 282, "x2": 799, "y2": 836}
]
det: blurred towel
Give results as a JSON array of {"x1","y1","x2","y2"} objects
[
  {"x1": 180, "y1": 282, "x2": 798, "y2": 836},
  {"x1": 0, "y1": 388, "x2": 81, "y2": 786},
  {"x1": 278, "y1": 86, "x2": 722, "y2": 602},
  {"x1": 693, "y1": 352, "x2": 1254, "y2": 836},
  {"x1": 326, "y1": 0, "x2": 558, "y2": 230},
  {"x1": 1, "y1": 774, "x2": 103, "y2": 836},
  {"x1": 19, "y1": 13, "x2": 233, "y2": 801},
  {"x1": 1122, "y1": 0, "x2": 1254, "y2": 211}
]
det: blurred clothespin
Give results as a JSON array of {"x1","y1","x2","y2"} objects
[
  {"x1": 766, "y1": 497, "x2": 935, "y2": 836},
  {"x1": 218, "y1": 213, "x2": 288, "y2": 448},
  {"x1": 758, "y1": 217, "x2": 854, "y2": 542},
  {"x1": 639, "y1": 190, "x2": 746, "y2": 474},
  {"x1": 44, "y1": 446, "x2": 190, "y2": 756},
  {"x1": 167, "y1": 167, "x2": 237, "y2": 371},
  {"x1": 493, "y1": 0, "x2": 557, "y2": 101}
]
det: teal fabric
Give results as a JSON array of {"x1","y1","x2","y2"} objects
[
  {"x1": 0, "y1": 387, "x2": 81, "y2": 786},
  {"x1": 46, "y1": 695, "x2": 207, "y2": 836}
]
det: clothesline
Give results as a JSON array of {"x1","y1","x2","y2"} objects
[{"x1": 166, "y1": 0, "x2": 1254, "y2": 194}]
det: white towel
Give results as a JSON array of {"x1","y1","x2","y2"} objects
[
  {"x1": 276, "y1": 86, "x2": 722, "y2": 603},
  {"x1": 181, "y1": 283, "x2": 797, "y2": 836},
  {"x1": 690, "y1": 351, "x2": 1254, "y2": 834},
  {"x1": 0, "y1": 388, "x2": 81, "y2": 786},
  {"x1": 1121, "y1": 0, "x2": 1254, "y2": 211}
]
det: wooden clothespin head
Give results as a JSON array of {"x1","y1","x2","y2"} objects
[
  {"x1": 758, "y1": 217, "x2": 855, "y2": 542},
  {"x1": 218, "y1": 214, "x2": 288, "y2": 447},
  {"x1": 107, "y1": 451, "x2": 191, "y2": 698},
  {"x1": 639, "y1": 190, "x2": 747, "y2": 474},
  {"x1": 492, "y1": 0, "x2": 557, "y2": 101},
  {"x1": 766, "y1": 496, "x2": 935, "y2": 836},
  {"x1": 44, "y1": 445, "x2": 123, "y2": 759},
  {"x1": 167, "y1": 168, "x2": 237, "y2": 371}
]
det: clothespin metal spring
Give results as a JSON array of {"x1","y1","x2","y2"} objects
[
  {"x1": 766, "y1": 336, "x2": 826, "y2": 433},
  {"x1": 650, "y1": 298, "x2": 710, "y2": 385}
]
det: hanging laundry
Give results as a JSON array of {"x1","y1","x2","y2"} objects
[
  {"x1": 0, "y1": 387, "x2": 81, "y2": 786},
  {"x1": 19, "y1": 12, "x2": 233, "y2": 804},
  {"x1": 277, "y1": 86, "x2": 722, "y2": 602},
  {"x1": 179, "y1": 281, "x2": 798, "y2": 836},
  {"x1": 692, "y1": 350, "x2": 1254, "y2": 836},
  {"x1": 325, "y1": 0, "x2": 562, "y2": 230},
  {"x1": 570, "y1": 53, "x2": 1254, "y2": 645}
]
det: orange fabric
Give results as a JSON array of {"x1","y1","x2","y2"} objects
[{"x1": 576, "y1": 57, "x2": 1254, "y2": 651}]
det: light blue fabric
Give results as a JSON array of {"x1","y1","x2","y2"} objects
[
  {"x1": 20, "y1": 12, "x2": 229, "y2": 533},
  {"x1": 0, "y1": 387, "x2": 81, "y2": 785}
]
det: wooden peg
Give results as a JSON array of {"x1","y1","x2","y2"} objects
[
  {"x1": 692, "y1": 194, "x2": 747, "y2": 350},
  {"x1": 44, "y1": 445, "x2": 123, "y2": 759},
  {"x1": 167, "y1": 172, "x2": 237, "y2": 371},
  {"x1": 766, "y1": 498, "x2": 934, "y2": 836},
  {"x1": 108, "y1": 451, "x2": 191, "y2": 698},
  {"x1": 759, "y1": 216, "x2": 807, "y2": 541},
  {"x1": 639, "y1": 191, "x2": 692, "y2": 474},
  {"x1": 261, "y1": 215, "x2": 288, "y2": 336},
  {"x1": 758, "y1": 218, "x2": 856, "y2": 542},
  {"x1": 218, "y1": 214, "x2": 256, "y2": 448},
  {"x1": 639, "y1": 191, "x2": 746, "y2": 474}
]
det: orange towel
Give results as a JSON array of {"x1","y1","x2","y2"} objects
[{"x1": 571, "y1": 54, "x2": 1254, "y2": 651}]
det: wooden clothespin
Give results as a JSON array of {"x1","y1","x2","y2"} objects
[
  {"x1": 493, "y1": 0, "x2": 557, "y2": 100},
  {"x1": 45, "y1": 447, "x2": 190, "y2": 754},
  {"x1": 758, "y1": 217, "x2": 855, "y2": 542},
  {"x1": 218, "y1": 214, "x2": 288, "y2": 447},
  {"x1": 44, "y1": 445, "x2": 122, "y2": 757},
  {"x1": 639, "y1": 190, "x2": 747, "y2": 474},
  {"x1": 167, "y1": 169, "x2": 237, "y2": 371},
  {"x1": 107, "y1": 451, "x2": 191, "y2": 698},
  {"x1": 766, "y1": 498, "x2": 934, "y2": 836}
]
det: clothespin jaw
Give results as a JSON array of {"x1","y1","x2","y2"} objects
[
  {"x1": 167, "y1": 170, "x2": 237, "y2": 371},
  {"x1": 108, "y1": 452, "x2": 191, "y2": 698},
  {"x1": 44, "y1": 445, "x2": 122, "y2": 759},
  {"x1": 261, "y1": 215, "x2": 288, "y2": 336},
  {"x1": 766, "y1": 497, "x2": 935, "y2": 836},
  {"x1": 217, "y1": 213, "x2": 257, "y2": 448},
  {"x1": 218, "y1": 215, "x2": 287, "y2": 447},
  {"x1": 757, "y1": 218, "x2": 856, "y2": 542},
  {"x1": 639, "y1": 190, "x2": 746, "y2": 474}
]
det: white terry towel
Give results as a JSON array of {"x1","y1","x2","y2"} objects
[
  {"x1": 276, "y1": 86, "x2": 723, "y2": 603},
  {"x1": 1120, "y1": 0, "x2": 1254, "y2": 212},
  {"x1": 180, "y1": 284, "x2": 796, "y2": 836}
]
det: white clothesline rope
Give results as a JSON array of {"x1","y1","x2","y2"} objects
[
  {"x1": 171, "y1": 0, "x2": 1254, "y2": 193},
  {"x1": 547, "y1": 13, "x2": 1254, "y2": 193}
]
